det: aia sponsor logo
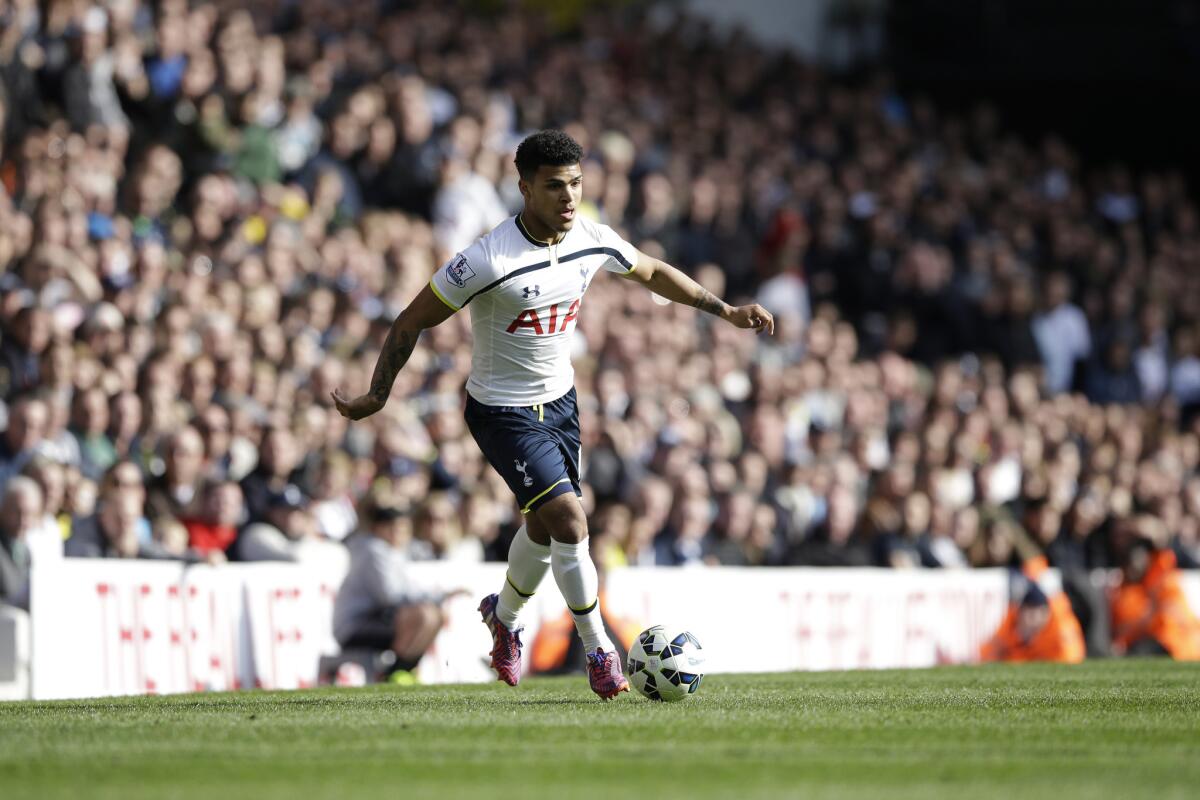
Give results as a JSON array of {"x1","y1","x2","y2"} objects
[{"x1": 506, "y1": 298, "x2": 581, "y2": 334}]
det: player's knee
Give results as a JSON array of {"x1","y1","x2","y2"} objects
[
  {"x1": 525, "y1": 515, "x2": 554, "y2": 546},
  {"x1": 552, "y1": 519, "x2": 587, "y2": 544},
  {"x1": 535, "y1": 494, "x2": 588, "y2": 543},
  {"x1": 553, "y1": 508, "x2": 588, "y2": 543}
]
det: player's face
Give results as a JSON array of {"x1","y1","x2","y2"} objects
[{"x1": 521, "y1": 163, "x2": 583, "y2": 235}]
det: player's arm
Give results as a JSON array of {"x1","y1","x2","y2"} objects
[
  {"x1": 621, "y1": 249, "x2": 774, "y2": 335},
  {"x1": 331, "y1": 285, "x2": 456, "y2": 420}
]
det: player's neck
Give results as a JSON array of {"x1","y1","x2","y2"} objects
[{"x1": 518, "y1": 209, "x2": 567, "y2": 246}]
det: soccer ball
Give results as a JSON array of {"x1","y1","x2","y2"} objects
[{"x1": 626, "y1": 625, "x2": 706, "y2": 702}]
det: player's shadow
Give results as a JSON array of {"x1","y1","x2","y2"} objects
[{"x1": 516, "y1": 698, "x2": 599, "y2": 706}]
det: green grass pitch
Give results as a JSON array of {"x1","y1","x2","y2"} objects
[{"x1": 2, "y1": 660, "x2": 1197, "y2": 799}]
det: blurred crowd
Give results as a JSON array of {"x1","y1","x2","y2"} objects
[{"x1": 2, "y1": 0, "x2": 1199, "y2": 652}]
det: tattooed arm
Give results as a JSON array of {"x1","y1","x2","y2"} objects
[
  {"x1": 622, "y1": 249, "x2": 775, "y2": 335},
  {"x1": 332, "y1": 284, "x2": 457, "y2": 421}
]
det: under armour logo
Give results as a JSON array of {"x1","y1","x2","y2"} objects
[
  {"x1": 523, "y1": 285, "x2": 540, "y2": 299},
  {"x1": 514, "y1": 459, "x2": 533, "y2": 487}
]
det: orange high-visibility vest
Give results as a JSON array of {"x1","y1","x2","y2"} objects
[
  {"x1": 1111, "y1": 550, "x2": 1200, "y2": 660},
  {"x1": 979, "y1": 557, "x2": 1086, "y2": 664}
]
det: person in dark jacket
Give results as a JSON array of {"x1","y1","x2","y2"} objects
[
  {"x1": 1085, "y1": 338, "x2": 1143, "y2": 405},
  {"x1": 65, "y1": 465, "x2": 171, "y2": 560}
]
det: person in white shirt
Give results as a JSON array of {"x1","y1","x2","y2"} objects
[
  {"x1": 21, "y1": 456, "x2": 66, "y2": 565},
  {"x1": 432, "y1": 154, "x2": 509, "y2": 256},
  {"x1": 0, "y1": 477, "x2": 41, "y2": 610},
  {"x1": 333, "y1": 130, "x2": 773, "y2": 699},
  {"x1": 1032, "y1": 272, "x2": 1091, "y2": 395},
  {"x1": 333, "y1": 503, "x2": 457, "y2": 669}
]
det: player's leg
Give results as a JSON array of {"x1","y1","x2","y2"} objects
[
  {"x1": 466, "y1": 397, "x2": 569, "y2": 633},
  {"x1": 537, "y1": 388, "x2": 627, "y2": 697},
  {"x1": 464, "y1": 396, "x2": 567, "y2": 685},
  {"x1": 531, "y1": 493, "x2": 613, "y2": 653},
  {"x1": 476, "y1": 440, "x2": 574, "y2": 685},
  {"x1": 493, "y1": 515, "x2": 552, "y2": 630},
  {"x1": 534, "y1": 389, "x2": 624, "y2": 656},
  {"x1": 532, "y1": 493, "x2": 629, "y2": 699}
]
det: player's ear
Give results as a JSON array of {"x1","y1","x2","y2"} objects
[{"x1": 517, "y1": 177, "x2": 531, "y2": 202}]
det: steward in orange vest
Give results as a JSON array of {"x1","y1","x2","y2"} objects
[
  {"x1": 980, "y1": 556, "x2": 1086, "y2": 664},
  {"x1": 1111, "y1": 543, "x2": 1200, "y2": 660}
]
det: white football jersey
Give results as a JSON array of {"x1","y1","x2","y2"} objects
[{"x1": 430, "y1": 214, "x2": 638, "y2": 406}]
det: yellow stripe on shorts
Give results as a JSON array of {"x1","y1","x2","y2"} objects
[{"x1": 521, "y1": 478, "x2": 570, "y2": 514}]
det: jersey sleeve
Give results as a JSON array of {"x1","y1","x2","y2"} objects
[
  {"x1": 594, "y1": 223, "x2": 639, "y2": 275},
  {"x1": 429, "y1": 240, "x2": 495, "y2": 310}
]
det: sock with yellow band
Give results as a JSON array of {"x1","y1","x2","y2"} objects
[
  {"x1": 550, "y1": 538, "x2": 613, "y2": 654},
  {"x1": 495, "y1": 525, "x2": 550, "y2": 630}
]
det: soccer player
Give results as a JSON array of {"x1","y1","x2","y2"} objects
[{"x1": 333, "y1": 130, "x2": 774, "y2": 699}]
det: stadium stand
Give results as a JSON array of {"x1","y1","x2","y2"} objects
[{"x1": 1, "y1": 0, "x2": 1198, "y2": 664}]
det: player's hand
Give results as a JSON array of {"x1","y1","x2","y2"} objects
[
  {"x1": 725, "y1": 303, "x2": 775, "y2": 335},
  {"x1": 331, "y1": 388, "x2": 385, "y2": 421}
]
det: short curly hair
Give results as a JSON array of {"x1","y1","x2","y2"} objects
[{"x1": 514, "y1": 129, "x2": 583, "y2": 180}]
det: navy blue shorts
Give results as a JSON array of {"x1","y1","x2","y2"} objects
[{"x1": 464, "y1": 387, "x2": 582, "y2": 514}]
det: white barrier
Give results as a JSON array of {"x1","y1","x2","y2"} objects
[
  {"x1": 30, "y1": 559, "x2": 345, "y2": 700},
  {"x1": 0, "y1": 604, "x2": 31, "y2": 700},
  {"x1": 23, "y1": 559, "x2": 1200, "y2": 701},
  {"x1": 604, "y1": 567, "x2": 1010, "y2": 672},
  {"x1": 1183, "y1": 573, "x2": 1200, "y2": 618}
]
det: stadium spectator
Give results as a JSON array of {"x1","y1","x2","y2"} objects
[
  {"x1": 874, "y1": 492, "x2": 929, "y2": 569},
  {"x1": 307, "y1": 449, "x2": 358, "y2": 542},
  {"x1": 64, "y1": 463, "x2": 169, "y2": 560},
  {"x1": 1048, "y1": 491, "x2": 1113, "y2": 656},
  {"x1": 145, "y1": 426, "x2": 205, "y2": 526},
  {"x1": 70, "y1": 385, "x2": 117, "y2": 480},
  {"x1": 655, "y1": 494, "x2": 712, "y2": 567},
  {"x1": 20, "y1": 455, "x2": 67, "y2": 564},
  {"x1": 0, "y1": 394, "x2": 47, "y2": 490},
  {"x1": 1032, "y1": 272, "x2": 1090, "y2": 396},
  {"x1": 1110, "y1": 517, "x2": 1200, "y2": 659},
  {"x1": 181, "y1": 479, "x2": 243, "y2": 561},
  {"x1": 234, "y1": 484, "x2": 346, "y2": 568},
  {"x1": 1085, "y1": 337, "x2": 1143, "y2": 406},
  {"x1": 0, "y1": 476, "x2": 41, "y2": 609},
  {"x1": 786, "y1": 484, "x2": 871, "y2": 567},
  {"x1": 459, "y1": 491, "x2": 507, "y2": 562},
  {"x1": 432, "y1": 153, "x2": 508, "y2": 256},
  {"x1": 193, "y1": 402, "x2": 234, "y2": 481},
  {"x1": 332, "y1": 501, "x2": 455, "y2": 670},
  {"x1": 62, "y1": 7, "x2": 129, "y2": 132},
  {"x1": 707, "y1": 489, "x2": 757, "y2": 566},
  {"x1": 0, "y1": 305, "x2": 50, "y2": 396},
  {"x1": 979, "y1": 557, "x2": 1086, "y2": 664},
  {"x1": 0, "y1": 0, "x2": 1195, "y2": 609},
  {"x1": 410, "y1": 491, "x2": 482, "y2": 562},
  {"x1": 38, "y1": 391, "x2": 81, "y2": 469},
  {"x1": 239, "y1": 425, "x2": 305, "y2": 524},
  {"x1": 1171, "y1": 326, "x2": 1200, "y2": 417}
]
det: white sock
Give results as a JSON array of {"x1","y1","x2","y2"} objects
[
  {"x1": 550, "y1": 538, "x2": 613, "y2": 654},
  {"x1": 496, "y1": 525, "x2": 550, "y2": 630}
]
